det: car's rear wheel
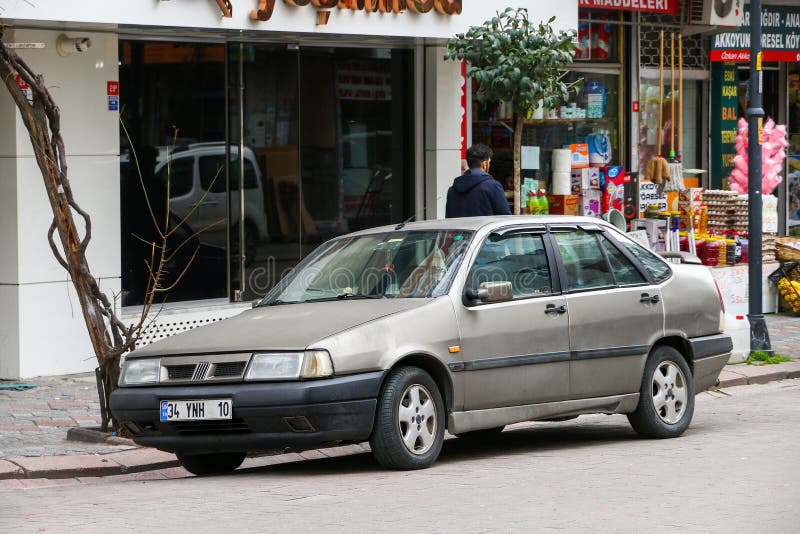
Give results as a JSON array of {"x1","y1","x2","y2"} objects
[
  {"x1": 628, "y1": 345, "x2": 694, "y2": 438},
  {"x1": 370, "y1": 366, "x2": 445, "y2": 470},
  {"x1": 176, "y1": 451, "x2": 246, "y2": 476}
]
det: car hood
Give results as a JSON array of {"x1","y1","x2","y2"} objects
[{"x1": 129, "y1": 299, "x2": 431, "y2": 357}]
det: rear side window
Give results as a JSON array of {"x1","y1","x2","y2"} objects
[
  {"x1": 553, "y1": 230, "x2": 614, "y2": 291},
  {"x1": 600, "y1": 235, "x2": 646, "y2": 286},
  {"x1": 467, "y1": 233, "x2": 553, "y2": 299},
  {"x1": 616, "y1": 235, "x2": 672, "y2": 283},
  {"x1": 200, "y1": 154, "x2": 259, "y2": 193}
]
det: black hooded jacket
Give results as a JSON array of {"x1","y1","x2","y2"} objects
[{"x1": 445, "y1": 169, "x2": 511, "y2": 218}]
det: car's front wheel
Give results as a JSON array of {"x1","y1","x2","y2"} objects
[
  {"x1": 370, "y1": 366, "x2": 445, "y2": 470},
  {"x1": 176, "y1": 451, "x2": 246, "y2": 476},
  {"x1": 628, "y1": 345, "x2": 695, "y2": 438}
]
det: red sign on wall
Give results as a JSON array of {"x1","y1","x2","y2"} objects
[
  {"x1": 107, "y1": 81, "x2": 119, "y2": 96},
  {"x1": 579, "y1": 0, "x2": 679, "y2": 15}
]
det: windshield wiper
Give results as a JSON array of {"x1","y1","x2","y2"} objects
[{"x1": 265, "y1": 299, "x2": 297, "y2": 306}]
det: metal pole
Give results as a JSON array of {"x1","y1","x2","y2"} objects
[{"x1": 747, "y1": 0, "x2": 772, "y2": 355}]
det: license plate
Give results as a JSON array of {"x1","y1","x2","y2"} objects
[{"x1": 160, "y1": 399, "x2": 232, "y2": 422}]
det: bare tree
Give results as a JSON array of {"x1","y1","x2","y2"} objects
[{"x1": 0, "y1": 28, "x2": 211, "y2": 431}]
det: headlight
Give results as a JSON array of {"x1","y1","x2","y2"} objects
[
  {"x1": 245, "y1": 350, "x2": 333, "y2": 381},
  {"x1": 119, "y1": 358, "x2": 161, "y2": 386}
]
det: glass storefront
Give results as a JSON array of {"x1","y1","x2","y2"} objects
[{"x1": 120, "y1": 40, "x2": 414, "y2": 306}]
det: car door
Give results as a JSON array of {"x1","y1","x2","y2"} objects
[
  {"x1": 550, "y1": 225, "x2": 664, "y2": 400},
  {"x1": 453, "y1": 227, "x2": 571, "y2": 411}
]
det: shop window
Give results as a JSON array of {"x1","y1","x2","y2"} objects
[
  {"x1": 553, "y1": 230, "x2": 614, "y2": 291},
  {"x1": 575, "y1": 10, "x2": 622, "y2": 64},
  {"x1": 466, "y1": 233, "x2": 552, "y2": 299},
  {"x1": 120, "y1": 40, "x2": 227, "y2": 307},
  {"x1": 788, "y1": 65, "x2": 800, "y2": 229},
  {"x1": 638, "y1": 78, "x2": 702, "y2": 176},
  {"x1": 156, "y1": 157, "x2": 194, "y2": 198},
  {"x1": 199, "y1": 155, "x2": 258, "y2": 192}
]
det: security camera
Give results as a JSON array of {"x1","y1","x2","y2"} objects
[{"x1": 56, "y1": 34, "x2": 92, "y2": 56}]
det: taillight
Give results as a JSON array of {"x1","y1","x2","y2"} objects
[
  {"x1": 713, "y1": 279, "x2": 725, "y2": 314},
  {"x1": 713, "y1": 279, "x2": 726, "y2": 332}
]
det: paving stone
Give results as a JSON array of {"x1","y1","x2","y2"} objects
[
  {"x1": 10, "y1": 454, "x2": 122, "y2": 479},
  {"x1": 34, "y1": 419, "x2": 78, "y2": 428},
  {"x1": 0, "y1": 425, "x2": 40, "y2": 432},
  {"x1": 0, "y1": 459, "x2": 23, "y2": 479},
  {"x1": 104, "y1": 448, "x2": 179, "y2": 473}
]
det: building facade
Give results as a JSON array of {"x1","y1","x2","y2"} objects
[{"x1": 0, "y1": 1, "x2": 578, "y2": 378}]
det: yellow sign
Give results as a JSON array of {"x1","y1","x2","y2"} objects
[
  {"x1": 756, "y1": 51, "x2": 762, "y2": 71},
  {"x1": 252, "y1": 0, "x2": 462, "y2": 22}
]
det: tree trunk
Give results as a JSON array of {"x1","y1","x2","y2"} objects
[{"x1": 512, "y1": 111, "x2": 524, "y2": 215}]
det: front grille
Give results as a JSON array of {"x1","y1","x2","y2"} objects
[
  {"x1": 172, "y1": 418, "x2": 251, "y2": 435},
  {"x1": 213, "y1": 361, "x2": 247, "y2": 378},
  {"x1": 166, "y1": 364, "x2": 196, "y2": 380},
  {"x1": 159, "y1": 353, "x2": 252, "y2": 384}
]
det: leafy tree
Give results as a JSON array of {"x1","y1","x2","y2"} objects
[{"x1": 446, "y1": 8, "x2": 580, "y2": 214}]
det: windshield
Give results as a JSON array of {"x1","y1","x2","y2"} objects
[{"x1": 259, "y1": 230, "x2": 474, "y2": 305}]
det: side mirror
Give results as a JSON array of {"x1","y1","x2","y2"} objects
[{"x1": 467, "y1": 281, "x2": 513, "y2": 304}]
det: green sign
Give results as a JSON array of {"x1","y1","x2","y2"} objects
[{"x1": 711, "y1": 62, "x2": 739, "y2": 189}]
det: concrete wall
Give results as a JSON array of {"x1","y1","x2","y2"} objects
[{"x1": 0, "y1": 29, "x2": 120, "y2": 378}]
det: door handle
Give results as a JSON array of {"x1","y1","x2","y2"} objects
[
  {"x1": 640, "y1": 293, "x2": 660, "y2": 303},
  {"x1": 544, "y1": 304, "x2": 567, "y2": 315}
]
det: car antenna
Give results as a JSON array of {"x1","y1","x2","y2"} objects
[{"x1": 395, "y1": 214, "x2": 415, "y2": 231}]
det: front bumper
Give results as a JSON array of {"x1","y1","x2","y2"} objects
[{"x1": 109, "y1": 371, "x2": 385, "y2": 454}]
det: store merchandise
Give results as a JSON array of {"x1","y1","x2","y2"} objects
[
  {"x1": 729, "y1": 117, "x2": 788, "y2": 195},
  {"x1": 584, "y1": 81, "x2": 606, "y2": 118},
  {"x1": 552, "y1": 149, "x2": 572, "y2": 174},
  {"x1": 582, "y1": 189, "x2": 601, "y2": 217},
  {"x1": 571, "y1": 168, "x2": 590, "y2": 193},
  {"x1": 538, "y1": 190, "x2": 549, "y2": 215},
  {"x1": 570, "y1": 143, "x2": 589, "y2": 168},
  {"x1": 764, "y1": 233, "x2": 777, "y2": 263},
  {"x1": 587, "y1": 133, "x2": 612, "y2": 166},
  {"x1": 547, "y1": 194, "x2": 578, "y2": 216},
  {"x1": 552, "y1": 171, "x2": 572, "y2": 195},
  {"x1": 601, "y1": 166, "x2": 626, "y2": 214}
]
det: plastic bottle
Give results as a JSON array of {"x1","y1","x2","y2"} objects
[
  {"x1": 699, "y1": 204, "x2": 709, "y2": 234},
  {"x1": 726, "y1": 238, "x2": 737, "y2": 265},
  {"x1": 538, "y1": 189, "x2": 549, "y2": 215},
  {"x1": 705, "y1": 237, "x2": 720, "y2": 267},
  {"x1": 679, "y1": 231, "x2": 689, "y2": 252},
  {"x1": 741, "y1": 233, "x2": 749, "y2": 263},
  {"x1": 527, "y1": 190, "x2": 537, "y2": 215},
  {"x1": 733, "y1": 232, "x2": 742, "y2": 263},
  {"x1": 694, "y1": 234, "x2": 706, "y2": 259}
]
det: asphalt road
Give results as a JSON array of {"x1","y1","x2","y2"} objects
[{"x1": 2, "y1": 379, "x2": 799, "y2": 533}]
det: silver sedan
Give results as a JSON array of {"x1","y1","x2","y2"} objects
[{"x1": 110, "y1": 216, "x2": 732, "y2": 473}]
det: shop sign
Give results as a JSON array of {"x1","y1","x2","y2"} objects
[
  {"x1": 578, "y1": 0, "x2": 678, "y2": 15},
  {"x1": 710, "y1": 62, "x2": 739, "y2": 189},
  {"x1": 638, "y1": 181, "x2": 667, "y2": 213},
  {"x1": 710, "y1": 5, "x2": 800, "y2": 63},
  {"x1": 252, "y1": 0, "x2": 462, "y2": 22}
]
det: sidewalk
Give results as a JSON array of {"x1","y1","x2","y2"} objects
[{"x1": 1, "y1": 314, "x2": 799, "y2": 482}]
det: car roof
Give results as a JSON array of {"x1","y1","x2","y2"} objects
[{"x1": 345, "y1": 216, "x2": 616, "y2": 237}]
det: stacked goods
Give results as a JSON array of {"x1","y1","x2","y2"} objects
[
  {"x1": 730, "y1": 195, "x2": 749, "y2": 234},
  {"x1": 703, "y1": 190, "x2": 739, "y2": 233},
  {"x1": 763, "y1": 233, "x2": 777, "y2": 263},
  {"x1": 776, "y1": 236, "x2": 800, "y2": 262}
]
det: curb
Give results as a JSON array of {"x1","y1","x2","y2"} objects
[
  {"x1": 717, "y1": 361, "x2": 800, "y2": 389},
  {"x1": 2, "y1": 362, "x2": 799, "y2": 481}
]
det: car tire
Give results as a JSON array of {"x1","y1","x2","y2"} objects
[
  {"x1": 370, "y1": 366, "x2": 445, "y2": 470},
  {"x1": 454, "y1": 426, "x2": 505, "y2": 440},
  {"x1": 627, "y1": 345, "x2": 695, "y2": 439},
  {"x1": 176, "y1": 451, "x2": 246, "y2": 476}
]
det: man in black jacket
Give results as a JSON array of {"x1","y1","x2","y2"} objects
[{"x1": 445, "y1": 144, "x2": 511, "y2": 218}]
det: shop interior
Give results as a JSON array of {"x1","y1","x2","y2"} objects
[{"x1": 119, "y1": 41, "x2": 414, "y2": 305}]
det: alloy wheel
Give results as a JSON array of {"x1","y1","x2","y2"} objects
[
  {"x1": 397, "y1": 384, "x2": 437, "y2": 455},
  {"x1": 651, "y1": 361, "x2": 688, "y2": 424}
]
